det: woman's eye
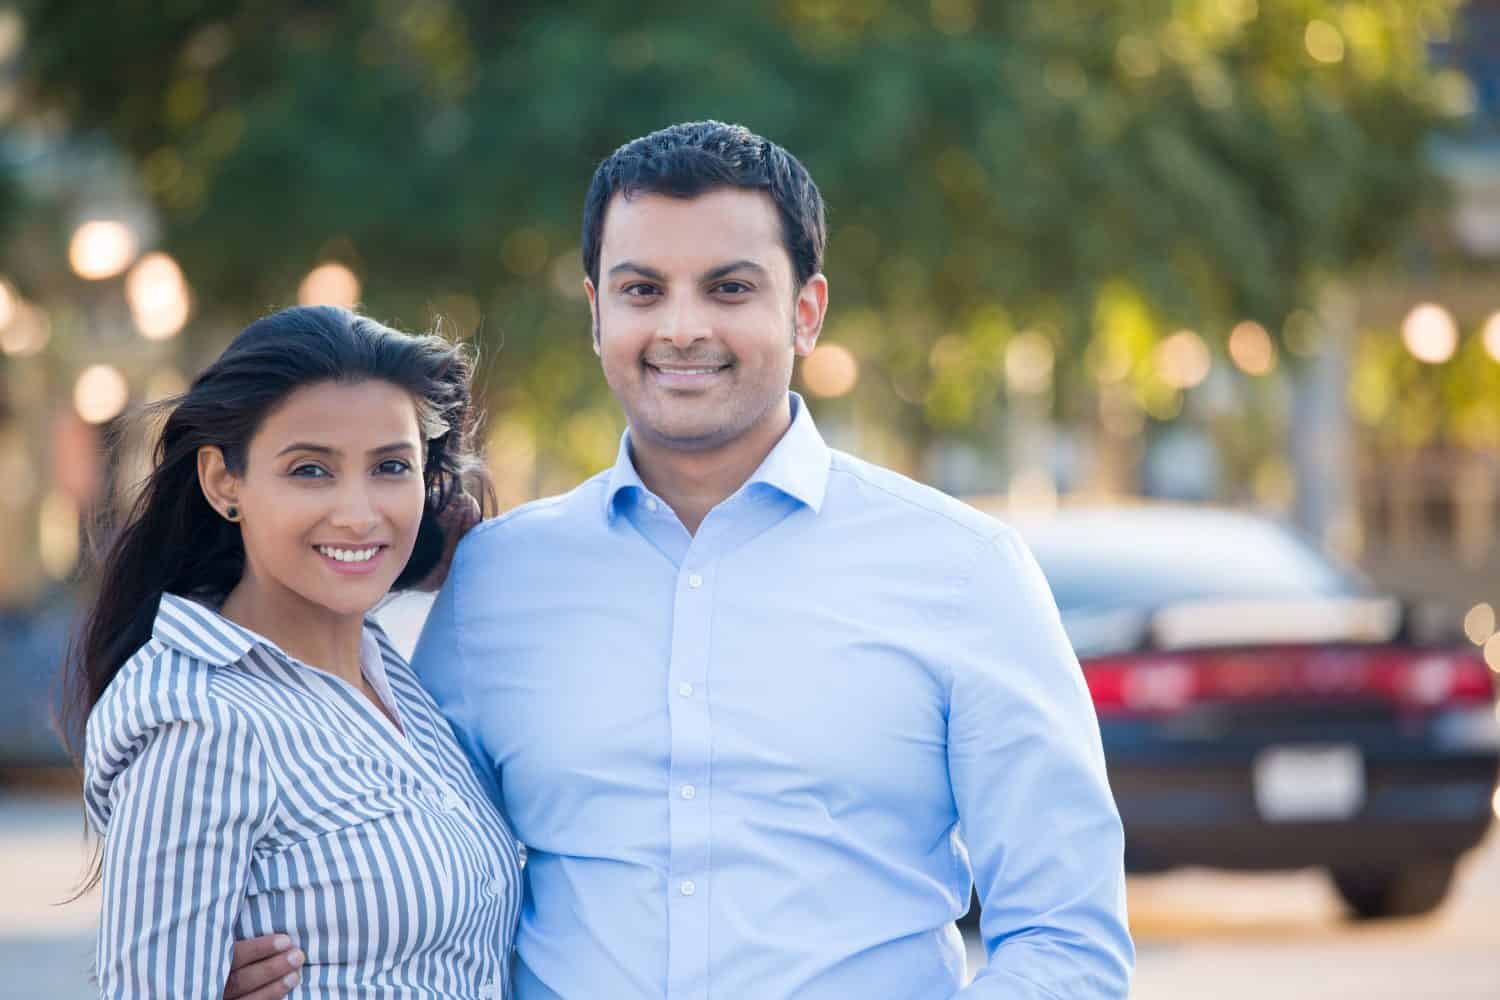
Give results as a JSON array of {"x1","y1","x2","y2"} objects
[
  {"x1": 290, "y1": 463, "x2": 331, "y2": 478},
  {"x1": 376, "y1": 459, "x2": 412, "y2": 475}
]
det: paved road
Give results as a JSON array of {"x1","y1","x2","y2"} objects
[{"x1": 2, "y1": 785, "x2": 1497, "y2": 998}]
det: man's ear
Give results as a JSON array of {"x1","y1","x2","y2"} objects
[
  {"x1": 197, "y1": 446, "x2": 242, "y2": 521},
  {"x1": 584, "y1": 278, "x2": 601, "y2": 358},
  {"x1": 793, "y1": 274, "x2": 829, "y2": 357}
]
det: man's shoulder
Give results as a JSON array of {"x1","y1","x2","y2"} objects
[
  {"x1": 826, "y1": 449, "x2": 1009, "y2": 546},
  {"x1": 459, "y1": 470, "x2": 611, "y2": 552}
]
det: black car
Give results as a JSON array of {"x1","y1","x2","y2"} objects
[{"x1": 1015, "y1": 506, "x2": 1500, "y2": 920}]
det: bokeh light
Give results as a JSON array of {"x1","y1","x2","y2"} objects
[
  {"x1": 38, "y1": 490, "x2": 80, "y2": 580},
  {"x1": 1155, "y1": 330, "x2": 1212, "y2": 389},
  {"x1": 1464, "y1": 603, "x2": 1496, "y2": 646},
  {"x1": 0, "y1": 301, "x2": 50, "y2": 356},
  {"x1": 68, "y1": 220, "x2": 138, "y2": 280},
  {"x1": 1486, "y1": 634, "x2": 1500, "y2": 674},
  {"x1": 298, "y1": 262, "x2": 361, "y2": 307},
  {"x1": 1482, "y1": 311, "x2": 1500, "y2": 363},
  {"x1": 126, "y1": 252, "x2": 191, "y2": 339},
  {"x1": 1005, "y1": 332, "x2": 1054, "y2": 395},
  {"x1": 1228, "y1": 321, "x2": 1277, "y2": 376},
  {"x1": 801, "y1": 343, "x2": 859, "y2": 398},
  {"x1": 0, "y1": 277, "x2": 14, "y2": 329},
  {"x1": 74, "y1": 364, "x2": 130, "y2": 424},
  {"x1": 1402, "y1": 303, "x2": 1458, "y2": 364},
  {"x1": 1305, "y1": 20, "x2": 1345, "y2": 64}
]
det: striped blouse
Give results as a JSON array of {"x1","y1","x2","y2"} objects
[{"x1": 84, "y1": 593, "x2": 522, "y2": 998}]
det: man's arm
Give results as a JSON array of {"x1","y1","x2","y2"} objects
[{"x1": 947, "y1": 528, "x2": 1134, "y2": 998}]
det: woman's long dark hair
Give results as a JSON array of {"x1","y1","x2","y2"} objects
[{"x1": 58, "y1": 305, "x2": 491, "y2": 771}]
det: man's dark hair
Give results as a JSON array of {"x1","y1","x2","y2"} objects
[{"x1": 581, "y1": 120, "x2": 827, "y2": 289}]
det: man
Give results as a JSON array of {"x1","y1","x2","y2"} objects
[{"x1": 228, "y1": 121, "x2": 1132, "y2": 998}]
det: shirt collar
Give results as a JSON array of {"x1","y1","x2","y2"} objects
[
  {"x1": 603, "y1": 392, "x2": 831, "y2": 521},
  {"x1": 151, "y1": 592, "x2": 264, "y2": 667},
  {"x1": 152, "y1": 591, "x2": 388, "y2": 670}
]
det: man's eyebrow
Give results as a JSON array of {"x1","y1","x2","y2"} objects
[
  {"x1": 607, "y1": 261, "x2": 668, "y2": 282},
  {"x1": 701, "y1": 260, "x2": 768, "y2": 283}
]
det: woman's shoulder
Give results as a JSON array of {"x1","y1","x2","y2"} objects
[{"x1": 83, "y1": 640, "x2": 269, "y2": 831}]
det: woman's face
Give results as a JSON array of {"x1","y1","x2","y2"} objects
[{"x1": 218, "y1": 379, "x2": 427, "y2": 619}]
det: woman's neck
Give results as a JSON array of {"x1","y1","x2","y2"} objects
[{"x1": 218, "y1": 576, "x2": 367, "y2": 687}]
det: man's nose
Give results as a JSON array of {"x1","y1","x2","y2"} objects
[{"x1": 658, "y1": 297, "x2": 712, "y2": 349}]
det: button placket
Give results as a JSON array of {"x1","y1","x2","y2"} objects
[{"x1": 666, "y1": 546, "x2": 714, "y2": 995}]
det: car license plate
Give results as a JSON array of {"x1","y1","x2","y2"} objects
[{"x1": 1252, "y1": 744, "x2": 1364, "y2": 822}]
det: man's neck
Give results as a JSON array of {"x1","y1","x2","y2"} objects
[{"x1": 631, "y1": 396, "x2": 793, "y2": 535}]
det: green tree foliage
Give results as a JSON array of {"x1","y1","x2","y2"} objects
[{"x1": 14, "y1": 0, "x2": 1462, "y2": 470}]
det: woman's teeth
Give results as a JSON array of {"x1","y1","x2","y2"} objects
[{"x1": 317, "y1": 545, "x2": 380, "y2": 563}]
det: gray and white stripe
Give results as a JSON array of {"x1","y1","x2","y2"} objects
[{"x1": 85, "y1": 593, "x2": 522, "y2": 998}]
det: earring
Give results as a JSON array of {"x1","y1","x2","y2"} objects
[{"x1": 225, "y1": 505, "x2": 239, "y2": 521}]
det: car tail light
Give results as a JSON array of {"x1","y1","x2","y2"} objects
[{"x1": 1082, "y1": 647, "x2": 1495, "y2": 716}]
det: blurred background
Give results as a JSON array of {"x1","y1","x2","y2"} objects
[{"x1": 2, "y1": 1, "x2": 1499, "y2": 996}]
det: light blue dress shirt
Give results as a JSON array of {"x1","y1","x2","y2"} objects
[{"x1": 413, "y1": 394, "x2": 1133, "y2": 999}]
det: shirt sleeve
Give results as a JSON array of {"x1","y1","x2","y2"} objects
[
  {"x1": 90, "y1": 687, "x2": 276, "y2": 998},
  {"x1": 410, "y1": 533, "x2": 504, "y2": 805},
  {"x1": 946, "y1": 527, "x2": 1134, "y2": 999}
]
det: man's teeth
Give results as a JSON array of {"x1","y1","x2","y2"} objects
[
  {"x1": 656, "y1": 367, "x2": 722, "y2": 374},
  {"x1": 317, "y1": 545, "x2": 380, "y2": 563}
]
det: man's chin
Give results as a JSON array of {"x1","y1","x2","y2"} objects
[{"x1": 631, "y1": 417, "x2": 741, "y2": 454}]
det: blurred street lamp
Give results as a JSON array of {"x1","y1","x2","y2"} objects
[
  {"x1": 801, "y1": 343, "x2": 859, "y2": 398},
  {"x1": 1155, "y1": 329, "x2": 1211, "y2": 389},
  {"x1": 74, "y1": 364, "x2": 130, "y2": 424},
  {"x1": 1464, "y1": 603, "x2": 1496, "y2": 646},
  {"x1": 1228, "y1": 320, "x2": 1277, "y2": 376},
  {"x1": 1401, "y1": 303, "x2": 1458, "y2": 364},
  {"x1": 298, "y1": 262, "x2": 360, "y2": 308},
  {"x1": 0, "y1": 300, "x2": 50, "y2": 356},
  {"x1": 1482, "y1": 311, "x2": 1500, "y2": 363},
  {"x1": 69, "y1": 220, "x2": 138, "y2": 280},
  {"x1": 126, "y1": 252, "x2": 191, "y2": 340}
]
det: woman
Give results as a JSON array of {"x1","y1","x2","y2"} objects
[{"x1": 59, "y1": 306, "x2": 521, "y2": 997}]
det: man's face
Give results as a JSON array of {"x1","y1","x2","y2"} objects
[{"x1": 585, "y1": 188, "x2": 826, "y2": 455}]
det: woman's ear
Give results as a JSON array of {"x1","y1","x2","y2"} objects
[{"x1": 197, "y1": 446, "x2": 242, "y2": 522}]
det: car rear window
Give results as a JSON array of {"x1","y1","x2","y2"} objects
[{"x1": 1019, "y1": 511, "x2": 1361, "y2": 614}]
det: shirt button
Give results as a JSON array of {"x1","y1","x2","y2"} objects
[
  {"x1": 478, "y1": 985, "x2": 497, "y2": 999},
  {"x1": 644, "y1": 497, "x2": 659, "y2": 512},
  {"x1": 487, "y1": 877, "x2": 505, "y2": 897},
  {"x1": 678, "y1": 682, "x2": 694, "y2": 697},
  {"x1": 688, "y1": 573, "x2": 703, "y2": 589},
  {"x1": 680, "y1": 880, "x2": 696, "y2": 896},
  {"x1": 681, "y1": 784, "x2": 696, "y2": 800}
]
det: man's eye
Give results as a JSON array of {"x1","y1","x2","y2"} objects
[
  {"x1": 376, "y1": 459, "x2": 412, "y2": 475},
  {"x1": 715, "y1": 281, "x2": 751, "y2": 295},
  {"x1": 622, "y1": 283, "x2": 659, "y2": 298},
  {"x1": 290, "y1": 464, "x2": 331, "y2": 478}
]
